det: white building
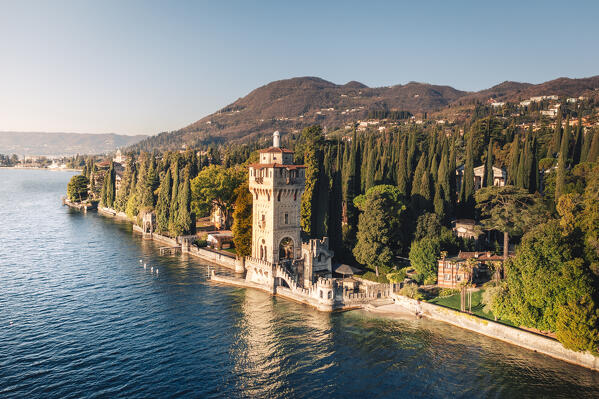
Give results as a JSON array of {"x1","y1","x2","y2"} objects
[{"x1": 456, "y1": 165, "x2": 507, "y2": 191}]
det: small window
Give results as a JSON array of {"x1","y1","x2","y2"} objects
[
  {"x1": 328, "y1": 291, "x2": 332, "y2": 299},
  {"x1": 320, "y1": 290, "x2": 323, "y2": 298},
  {"x1": 444, "y1": 274, "x2": 450, "y2": 281},
  {"x1": 284, "y1": 213, "x2": 288, "y2": 224}
]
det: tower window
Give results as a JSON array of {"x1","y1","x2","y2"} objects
[{"x1": 284, "y1": 213, "x2": 288, "y2": 224}]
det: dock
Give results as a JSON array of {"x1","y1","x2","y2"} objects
[{"x1": 159, "y1": 246, "x2": 181, "y2": 255}]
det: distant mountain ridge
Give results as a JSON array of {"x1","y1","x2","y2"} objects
[
  {"x1": 0, "y1": 132, "x2": 148, "y2": 156},
  {"x1": 133, "y1": 75, "x2": 599, "y2": 151}
]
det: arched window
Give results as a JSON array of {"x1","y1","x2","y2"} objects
[{"x1": 279, "y1": 237, "x2": 294, "y2": 260}]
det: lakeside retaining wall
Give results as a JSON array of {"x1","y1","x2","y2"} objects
[
  {"x1": 392, "y1": 294, "x2": 599, "y2": 371},
  {"x1": 185, "y1": 246, "x2": 238, "y2": 269}
]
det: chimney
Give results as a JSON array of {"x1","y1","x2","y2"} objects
[{"x1": 273, "y1": 131, "x2": 280, "y2": 148}]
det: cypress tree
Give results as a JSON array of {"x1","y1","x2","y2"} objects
[
  {"x1": 549, "y1": 112, "x2": 562, "y2": 157},
  {"x1": 437, "y1": 142, "x2": 451, "y2": 217},
  {"x1": 328, "y1": 142, "x2": 343, "y2": 253},
  {"x1": 448, "y1": 138, "x2": 457, "y2": 208},
  {"x1": 169, "y1": 163, "x2": 180, "y2": 235},
  {"x1": 316, "y1": 146, "x2": 331, "y2": 237},
  {"x1": 581, "y1": 130, "x2": 593, "y2": 163},
  {"x1": 176, "y1": 177, "x2": 193, "y2": 235},
  {"x1": 155, "y1": 168, "x2": 172, "y2": 233},
  {"x1": 365, "y1": 140, "x2": 377, "y2": 191},
  {"x1": 417, "y1": 170, "x2": 432, "y2": 213},
  {"x1": 516, "y1": 139, "x2": 527, "y2": 189},
  {"x1": 429, "y1": 155, "x2": 438, "y2": 185},
  {"x1": 300, "y1": 126, "x2": 323, "y2": 237},
  {"x1": 529, "y1": 136, "x2": 539, "y2": 193},
  {"x1": 407, "y1": 131, "x2": 417, "y2": 182},
  {"x1": 555, "y1": 121, "x2": 570, "y2": 201},
  {"x1": 523, "y1": 132, "x2": 534, "y2": 192},
  {"x1": 411, "y1": 155, "x2": 427, "y2": 199},
  {"x1": 587, "y1": 130, "x2": 599, "y2": 163},
  {"x1": 397, "y1": 136, "x2": 409, "y2": 196},
  {"x1": 572, "y1": 117, "x2": 583, "y2": 165},
  {"x1": 100, "y1": 162, "x2": 115, "y2": 208},
  {"x1": 484, "y1": 139, "x2": 494, "y2": 187},
  {"x1": 508, "y1": 135, "x2": 520, "y2": 185},
  {"x1": 462, "y1": 132, "x2": 475, "y2": 216},
  {"x1": 433, "y1": 183, "x2": 445, "y2": 220}
]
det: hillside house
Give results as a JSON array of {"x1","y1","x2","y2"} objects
[
  {"x1": 452, "y1": 219, "x2": 481, "y2": 240},
  {"x1": 437, "y1": 251, "x2": 504, "y2": 288},
  {"x1": 456, "y1": 165, "x2": 506, "y2": 191}
]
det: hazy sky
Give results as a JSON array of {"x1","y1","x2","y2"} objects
[{"x1": 1, "y1": 0, "x2": 598, "y2": 135}]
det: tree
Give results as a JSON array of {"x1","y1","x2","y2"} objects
[
  {"x1": 155, "y1": 168, "x2": 172, "y2": 234},
  {"x1": 555, "y1": 122, "x2": 570, "y2": 201},
  {"x1": 484, "y1": 139, "x2": 494, "y2": 187},
  {"x1": 190, "y1": 164, "x2": 245, "y2": 229},
  {"x1": 507, "y1": 135, "x2": 520, "y2": 185},
  {"x1": 67, "y1": 175, "x2": 89, "y2": 202},
  {"x1": 475, "y1": 186, "x2": 547, "y2": 265},
  {"x1": 494, "y1": 221, "x2": 599, "y2": 353},
  {"x1": 414, "y1": 212, "x2": 442, "y2": 241},
  {"x1": 100, "y1": 162, "x2": 115, "y2": 208},
  {"x1": 231, "y1": 183, "x2": 252, "y2": 257},
  {"x1": 299, "y1": 126, "x2": 324, "y2": 237},
  {"x1": 175, "y1": 177, "x2": 193, "y2": 235},
  {"x1": 409, "y1": 237, "x2": 440, "y2": 284},
  {"x1": 587, "y1": 130, "x2": 599, "y2": 163},
  {"x1": 460, "y1": 131, "x2": 475, "y2": 217},
  {"x1": 353, "y1": 185, "x2": 406, "y2": 276},
  {"x1": 397, "y1": 136, "x2": 409, "y2": 196}
]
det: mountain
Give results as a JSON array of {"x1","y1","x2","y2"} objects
[
  {"x1": 454, "y1": 76, "x2": 599, "y2": 104},
  {"x1": 133, "y1": 75, "x2": 599, "y2": 151},
  {"x1": 134, "y1": 77, "x2": 466, "y2": 150},
  {"x1": 0, "y1": 132, "x2": 148, "y2": 157}
]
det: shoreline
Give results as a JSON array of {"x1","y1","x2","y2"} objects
[
  {"x1": 80, "y1": 200, "x2": 599, "y2": 372},
  {"x1": 1, "y1": 166, "x2": 81, "y2": 171}
]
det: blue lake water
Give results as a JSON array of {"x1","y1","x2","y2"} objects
[{"x1": 1, "y1": 168, "x2": 598, "y2": 398}]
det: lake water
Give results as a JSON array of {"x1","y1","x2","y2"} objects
[{"x1": 1, "y1": 168, "x2": 598, "y2": 398}]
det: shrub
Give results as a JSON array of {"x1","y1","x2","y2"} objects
[
  {"x1": 361, "y1": 271, "x2": 389, "y2": 283},
  {"x1": 386, "y1": 267, "x2": 409, "y2": 283},
  {"x1": 438, "y1": 288, "x2": 459, "y2": 298},
  {"x1": 423, "y1": 275, "x2": 437, "y2": 285},
  {"x1": 399, "y1": 283, "x2": 423, "y2": 300},
  {"x1": 194, "y1": 239, "x2": 207, "y2": 248}
]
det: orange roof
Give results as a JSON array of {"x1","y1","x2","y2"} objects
[
  {"x1": 249, "y1": 163, "x2": 305, "y2": 170},
  {"x1": 258, "y1": 147, "x2": 294, "y2": 154}
]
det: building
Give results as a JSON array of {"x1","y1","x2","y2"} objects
[
  {"x1": 113, "y1": 149, "x2": 125, "y2": 164},
  {"x1": 207, "y1": 231, "x2": 234, "y2": 249},
  {"x1": 456, "y1": 165, "x2": 506, "y2": 191},
  {"x1": 244, "y1": 131, "x2": 333, "y2": 289},
  {"x1": 452, "y1": 219, "x2": 481, "y2": 240},
  {"x1": 437, "y1": 251, "x2": 504, "y2": 288}
]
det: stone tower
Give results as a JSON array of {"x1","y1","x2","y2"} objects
[{"x1": 248, "y1": 132, "x2": 305, "y2": 266}]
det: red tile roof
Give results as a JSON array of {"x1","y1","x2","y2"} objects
[
  {"x1": 258, "y1": 147, "x2": 294, "y2": 154},
  {"x1": 249, "y1": 163, "x2": 305, "y2": 169}
]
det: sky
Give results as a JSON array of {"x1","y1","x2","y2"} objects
[{"x1": 0, "y1": 0, "x2": 598, "y2": 135}]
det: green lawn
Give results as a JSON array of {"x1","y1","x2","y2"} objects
[
  {"x1": 427, "y1": 289, "x2": 515, "y2": 327},
  {"x1": 223, "y1": 247, "x2": 237, "y2": 255}
]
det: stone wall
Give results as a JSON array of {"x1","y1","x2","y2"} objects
[
  {"x1": 393, "y1": 294, "x2": 599, "y2": 371},
  {"x1": 185, "y1": 246, "x2": 237, "y2": 269}
]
